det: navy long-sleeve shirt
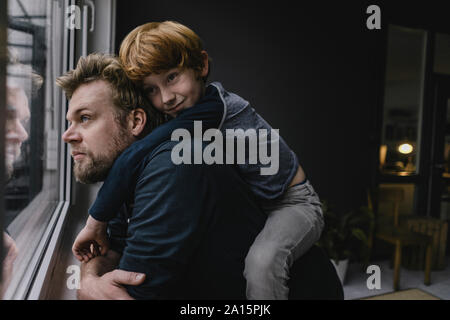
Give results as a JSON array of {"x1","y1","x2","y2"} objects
[
  {"x1": 108, "y1": 140, "x2": 266, "y2": 299},
  {"x1": 89, "y1": 84, "x2": 225, "y2": 221}
]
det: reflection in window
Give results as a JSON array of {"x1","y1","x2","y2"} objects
[
  {"x1": 380, "y1": 25, "x2": 426, "y2": 176},
  {"x1": 2, "y1": 0, "x2": 65, "y2": 299}
]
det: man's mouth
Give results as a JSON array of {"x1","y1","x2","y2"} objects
[
  {"x1": 71, "y1": 151, "x2": 86, "y2": 161},
  {"x1": 5, "y1": 145, "x2": 19, "y2": 162}
]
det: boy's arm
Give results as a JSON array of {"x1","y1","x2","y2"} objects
[
  {"x1": 72, "y1": 215, "x2": 109, "y2": 262},
  {"x1": 88, "y1": 84, "x2": 225, "y2": 222},
  {"x1": 78, "y1": 206, "x2": 146, "y2": 300}
]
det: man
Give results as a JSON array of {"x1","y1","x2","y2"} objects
[
  {"x1": 5, "y1": 85, "x2": 29, "y2": 180},
  {"x1": 1, "y1": 83, "x2": 30, "y2": 298},
  {"x1": 58, "y1": 53, "x2": 267, "y2": 299}
]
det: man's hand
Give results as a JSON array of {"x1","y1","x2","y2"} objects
[
  {"x1": 78, "y1": 249, "x2": 145, "y2": 300},
  {"x1": 1, "y1": 232, "x2": 18, "y2": 298},
  {"x1": 78, "y1": 269, "x2": 146, "y2": 300}
]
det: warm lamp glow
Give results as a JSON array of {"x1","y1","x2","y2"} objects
[{"x1": 398, "y1": 143, "x2": 413, "y2": 154}]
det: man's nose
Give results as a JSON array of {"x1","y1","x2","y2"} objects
[
  {"x1": 160, "y1": 88, "x2": 176, "y2": 106},
  {"x1": 62, "y1": 124, "x2": 81, "y2": 144},
  {"x1": 6, "y1": 119, "x2": 28, "y2": 143}
]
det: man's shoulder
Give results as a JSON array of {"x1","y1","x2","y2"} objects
[
  {"x1": 139, "y1": 138, "x2": 238, "y2": 184},
  {"x1": 139, "y1": 140, "x2": 179, "y2": 171},
  {"x1": 141, "y1": 139, "x2": 209, "y2": 174},
  {"x1": 149, "y1": 139, "x2": 179, "y2": 156}
]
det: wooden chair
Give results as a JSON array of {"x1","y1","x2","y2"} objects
[
  {"x1": 368, "y1": 187, "x2": 433, "y2": 291},
  {"x1": 403, "y1": 217, "x2": 448, "y2": 271}
]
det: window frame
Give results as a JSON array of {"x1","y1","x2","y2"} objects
[
  {"x1": 2, "y1": 0, "x2": 117, "y2": 300},
  {"x1": 0, "y1": 0, "x2": 7, "y2": 277},
  {"x1": 1, "y1": 0, "x2": 74, "y2": 300}
]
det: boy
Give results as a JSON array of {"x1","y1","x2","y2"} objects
[{"x1": 73, "y1": 21, "x2": 324, "y2": 299}]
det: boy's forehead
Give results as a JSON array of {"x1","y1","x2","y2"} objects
[
  {"x1": 143, "y1": 72, "x2": 165, "y2": 83},
  {"x1": 142, "y1": 68, "x2": 179, "y2": 84}
]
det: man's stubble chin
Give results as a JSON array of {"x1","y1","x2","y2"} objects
[
  {"x1": 5, "y1": 162, "x2": 13, "y2": 182},
  {"x1": 73, "y1": 128, "x2": 135, "y2": 184},
  {"x1": 73, "y1": 155, "x2": 113, "y2": 184}
]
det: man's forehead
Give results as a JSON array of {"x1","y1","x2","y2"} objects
[
  {"x1": 67, "y1": 80, "x2": 114, "y2": 116},
  {"x1": 7, "y1": 86, "x2": 30, "y2": 119}
]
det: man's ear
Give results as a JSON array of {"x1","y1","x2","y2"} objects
[{"x1": 128, "y1": 108, "x2": 147, "y2": 137}]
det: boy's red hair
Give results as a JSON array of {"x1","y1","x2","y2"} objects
[{"x1": 119, "y1": 21, "x2": 208, "y2": 83}]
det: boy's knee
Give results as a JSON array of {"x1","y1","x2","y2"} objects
[
  {"x1": 245, "y1": 244, "x2": 284, "y2": 278},
  {"x1": 308, "y1": 204, "x2": 325, "y2": 240}
]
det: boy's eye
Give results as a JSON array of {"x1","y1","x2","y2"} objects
[
  {"x1": 144, "y1": 87, "x2": 156, "y2": 96},
  {"x1": 167, "y1": 72, "x2": 178, "y2": 82}
]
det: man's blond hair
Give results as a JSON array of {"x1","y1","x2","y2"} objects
[
  {"x1": 56, "y1": 53, "x2": 164, "y2": 133},
  {"x1": 119, "y1": 21, "x2": 210, "y2": 83}
]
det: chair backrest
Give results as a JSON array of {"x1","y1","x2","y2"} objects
[
  {"x1": 378, "y1": 187, "x2": 405, "y2": 227},
  {"x1": 406, "y1": 217, "x2": 449, "y2": 269}
]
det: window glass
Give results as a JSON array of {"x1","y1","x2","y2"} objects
[
  {"x1": 380, "y1": 25, "x2": 426, "y2": 176},
  {"x1": 2, "y1": 0, "x2": 65, "y2": 299}
]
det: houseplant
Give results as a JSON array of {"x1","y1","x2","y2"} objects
[{"x1": 316, "y1": 201, "x2": 374, "y2": 284}]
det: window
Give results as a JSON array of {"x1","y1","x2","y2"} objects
[{"x1": 1, "y1": 0, "x2": 69, "y2": 299}]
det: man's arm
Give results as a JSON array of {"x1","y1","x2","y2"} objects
[{"x1": 78, "y1": 249, "x2": 146, "y2": 300}]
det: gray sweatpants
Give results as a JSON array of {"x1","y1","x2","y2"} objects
[{"x1": 243, "y1": 180, "x2": 324, "y2": 300}]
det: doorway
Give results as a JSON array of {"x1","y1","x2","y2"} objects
[{"x1": 377, "y1": 25, "x2": 450, "y2": 256}]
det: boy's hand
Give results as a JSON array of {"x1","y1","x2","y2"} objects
[{"x1": 72, "y1": 216, "x2": 110, "y2": 262}]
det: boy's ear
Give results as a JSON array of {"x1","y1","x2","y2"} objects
[
  {"x1": 128, "y1": 108, "x2": 147, "y2": 137},
  {"x1": 200, "y1": 50, "x2": 209, "y2": 78}
]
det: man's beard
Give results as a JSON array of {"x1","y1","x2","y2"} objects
[
  {"x1": 5, "y1": 161, "x2": 13, "y2": 182},
  {"x1": 5, "y1": 145, "x2": 20, "y2": 182},
  {"x1": 73, "y1": 125, "x2": 135, "y2": 184}
]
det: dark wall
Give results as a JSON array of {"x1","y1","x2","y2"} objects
[{"x1": 115, "y1": 1, "x2": 386, "y2": 212}]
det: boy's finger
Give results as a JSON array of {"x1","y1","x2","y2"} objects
[
  {"x1": 73, "y1": 249, "x2": 84, "y2": 262},
  {"x1": 99, "y1": 245, "x2": 108, "y2": 256},
  {"x1": 81, "y1": 249, "x2": 90, "y2": 262},
  {"x1": 92, "y1": 244, "x2": 100, "y2": 257}
]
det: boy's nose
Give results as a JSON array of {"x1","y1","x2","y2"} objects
[{"x1": 161, "y1": 88, "x2": 176, "y2": 106}]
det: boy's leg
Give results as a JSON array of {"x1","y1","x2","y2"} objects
[{"x1": 243, "y1": 180, "x2": 324, "y2": 300}]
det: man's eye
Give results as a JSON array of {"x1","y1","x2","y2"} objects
[
  {"x1": 6, "y1": 108, "x2": 17, "y2": 120},
  {"x1": 80, "y1": 115, "x2": 90, "y2": 122}
]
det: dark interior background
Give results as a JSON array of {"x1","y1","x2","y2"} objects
[{"x1": 115, "y1": 1, "x2": 448, "y2": 213}]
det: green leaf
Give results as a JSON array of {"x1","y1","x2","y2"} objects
[{"x1": 351, "y1": 228, "x2": 368, "y2": 245}]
